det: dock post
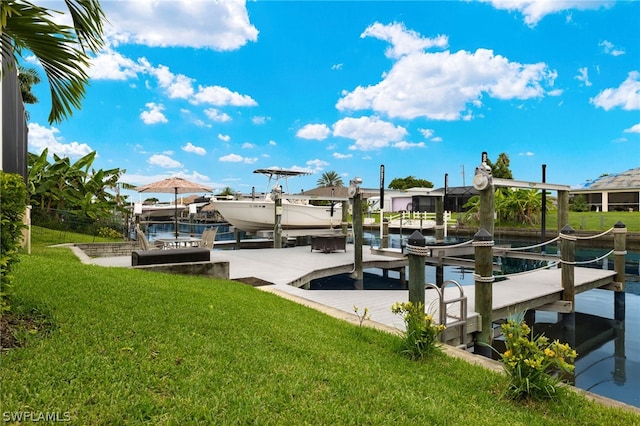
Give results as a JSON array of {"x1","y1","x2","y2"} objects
[
  {"x1": 381, "y1": 219, "x2": 389, "y2": 249},
  {"x1": 406, "y1": 231, "x2": 427, "y2": 312},
  {"x1": 557, "y1": 190, "x2": 569, "y2": 232},
  {"x1": 613, "y1": 221, "x2": 627, "y2": 321},
  {"x1": 473, "y1": 228, "x2": 494, "y2": 358},
  {"x1": 274, "y1": 186, "x2": 283, "y2": 249},
  {"x1": 341, "y1": 201, "x2": 349, "y2": 236},
  {"x1": 352, "y1": 189, "x2": 364, "y2": 290},
  {"x1": 560, "y1": 225, "x2": 575, "y2": 309},
  {"x1": 435, "y1": 196, "x2": 444, "y2": 243}
]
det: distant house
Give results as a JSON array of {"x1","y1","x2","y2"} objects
[{"x1": 570, "y1": 167, "x2": 640, "y2": 212}]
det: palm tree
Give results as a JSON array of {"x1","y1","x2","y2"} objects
[
  {"x1": 1, "y1": 0, "x2": 107, "y2": 124},
  {"x1": 317, "y1": 171, "x2": 344, "y2": 187},
  {"x1": 17, "y1": 64, "x2": 40, "y2": 120}
]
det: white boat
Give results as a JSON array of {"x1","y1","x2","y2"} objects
[
  {"x1": 128, "y1": 203, "x2": 187, "y2": 220},
  {"x1": 211, "y1": 168, "x2": 343, "y2": 233}
]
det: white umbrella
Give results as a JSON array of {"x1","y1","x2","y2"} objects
[{"x1": 136, "y1": 177, "x2": 212, "y2": 238}]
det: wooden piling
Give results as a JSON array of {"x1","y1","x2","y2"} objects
[
  {"x1": 560, "y1": 225, "x2": 575, "y2": 309},
  {"x1": 614, "y1": 221, "x2": 627, "y2": 321},
  {"x1": 274, "y1": 192, "x2": 282, "y2": 248},
  {"x1": 341, "y1": 200, "x2": 349, "y2": 236},
  {"x1": 407, "y1": 231, "x2": 427, "y2": 312},
  {"x1": 557, "y1": 190, "x2": 569, "y2": 232},
  {"x1": 473, "y1": 228, "x2": 494, "y2": 357},
  {"x1": 352, "y1": 191, "x2": 363, "y2": 290},
  {"x1": 435, "y1": 196, "x2": 444, "y2": 242}
]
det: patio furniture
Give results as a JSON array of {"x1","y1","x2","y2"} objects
[
  {"x1": 311, "y1": 234, "x2": 347, "y2": 253},
  {"x1": 131, "y1": 247, "x2": 211, "y2": 266}
]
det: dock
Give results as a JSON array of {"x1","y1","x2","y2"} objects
[
  {"x1": 88, "y1": 242, "x2": 619, "y2": 345},
  {"x1": 205, "y1": 245, "x2": 617, "y2": 343}
]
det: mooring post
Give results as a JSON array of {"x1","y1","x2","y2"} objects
[
  {"x1": 274, "y1": 187, "x2": 283, "y2": 249},
  {"x1": 613, "y1": 221, "x2": 627, "y2": 321},
  {"x1": 352, "y1": 190, "x2": 364, "y2": 290},
  {"x1": 341, "y1": 200, "x2": 349, "y2": 236},
  {"x1": 559, "y1": 224, "x2": 577, "y2": 348},
  {"x1": 560, "y1": 225, "x2": 576, "y2": 308},
  {"x1": 381, "y1": 219, "x2": 389, "y2": 249},
  {"x1": 557, "y1": 190, "x2": 569, "y2": 232},
  {"x1": 473, "y1": 228, "x2": 494, "y2": 357},
  {"x1": 407, "y1": 230, "x2": 427, "y2": 313},
  {"x1": 435, "y1": 196, "x2": 444, "y2": 243}
]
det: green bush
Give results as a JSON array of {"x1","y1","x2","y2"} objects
[
  {"x1": 391, "y1": 301, "x2": 446, "y2": 359},
  {"x1": 0, "y1": 172, "x2": 27, "y2": 312},
  {"x1": 498, "y1": 313, "x2": 577, "y2": 400}
]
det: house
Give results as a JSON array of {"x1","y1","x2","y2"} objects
[{"x1": 570, "y1": 167, "x2": 640, "y2": 212}]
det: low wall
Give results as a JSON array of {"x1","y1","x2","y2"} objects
[
  {"x1": 133, "y1": 261, "x2": 229, "y2": 279},
  {"x1": 75, "y1": 242, "x2": 141, "y2": 257}
]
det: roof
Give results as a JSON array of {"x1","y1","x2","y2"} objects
[{"x1": 574, "y1": 167, "x2": 640, "y2": 191}]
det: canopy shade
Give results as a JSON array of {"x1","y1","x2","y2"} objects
[
  {"x1": 135, "y1": 177, "x2": 212, "y2": 238},
  {"x1": 136, "y1": 177, "x2": 213, "y2": 194}
]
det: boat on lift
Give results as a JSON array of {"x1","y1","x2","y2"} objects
[{"x1": 210, "y1": 168, "x2": 343, "y2": 233}]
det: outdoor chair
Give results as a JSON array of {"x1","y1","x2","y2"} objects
[
  {"x1": 135, "y1": 224, "x2": 159, "y2": 251},
  {"x1": 201, "y1": 227, "x2": 217, "y2": 249}
]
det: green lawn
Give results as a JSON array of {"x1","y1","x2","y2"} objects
[{"x1": 2, "y1": 230, "x2": 639, "y2": 424}]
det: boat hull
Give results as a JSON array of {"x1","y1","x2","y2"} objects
[{"x1": 212, "y1": 200, "x2": 342, "y2": 233}]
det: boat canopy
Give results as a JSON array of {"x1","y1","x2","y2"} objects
[{"x1": 253, "y1": 168, "x2": 311, "y2": 178}]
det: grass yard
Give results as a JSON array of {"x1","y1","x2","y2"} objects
[{"x1": 1, "y1": 230, "x2": 639, "y2": 424}]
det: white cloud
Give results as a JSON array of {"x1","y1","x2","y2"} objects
[
  {"x1": 27, "y1": 123, "x2": 93, "y2": 158},
  {"x1": 393, "y1": 141, "x2": 425, "y2": 150},
  {"x1": 140, "y1": 102, "x2": 168, "y2": 124},
  {"x1": 361, "y1": 22, "x2": 448, "y2": 59},
  {"x1": 624, "y1": 123, "x2": 640, "y2": 134},
  {"x1": 148, "y1": 154, "x2": 182, "y2": 168},
  {"x1": 333, "y1": 116, "x2": 408, "y2": 151},
  {"x1": 419, "y1": 128, "x2": 434, "y2": 139},
  {"x1": 306, "y1": 159, "x2": 329, "y2": 172},
  {"x1": 599, "y1": 40, "x2": 625, "y2": 56},
  {"x1": 269, "y1": 140, "x2": 277, "y2": 146},
  {"x1": 519, "y1": 151, "x2": 535, "y2": 156},
  {"x1": 590, "y1": 71, "x2": 640, "y2": 111},
  {"x1": 337, "y1": 23, "x2": 557, "y2": 121},
  {"x1": 191, "y1": 85, "x2": 258, "y2": 106},
  {"x1": 218, "y1": 134, "x2": 231, "y2": 142},
  {"x1": 297, "y1": 124, "x2": 331, "y2": 140},
  {"x1": 101, "y1": 0, "x2": 258, "y2": 51},
  {"x1": 431, "y1": 136, "x2": 443, "y2": 143},
  {"x1": 333, "y1": 152, "x2": 353, "y2": 159},
  {"x1": 575, "y1": 67, "x2": 592, "y2": 87},
  {"x1": 219, "y1": 153, "x2": 258, "y2": 164},
  {"x1": 242, "y1": 142, "x2": 255, "y2": 149},
  {"x1": 205, "y1": 108, "x2": 232, "y2": 122},
  {"x1": 88, "y1": 48, "x2": 143, "y2": 80},
  {"x1": 331, "y1": 63, "x2": 343, "y2": 70},
  {"x1": 480, "y1": 0, "x2": 613, "y2": 27},
  {"x1": 182, "y1": 142, "x2": 207, "y2": 156},
  {"x1": 252, "y1": 116, "x2": 270, "y2": 125}
]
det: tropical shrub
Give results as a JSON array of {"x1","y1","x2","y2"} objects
[
  {"x1": 498, "y1": 313, "x2": 577, "y2": 400},
  {"x1": 0, "y1": 172, "x2": 27, "y2": 312},
  {"x1": 391, "y1": 301, "x2": 445, "y2": 360}
]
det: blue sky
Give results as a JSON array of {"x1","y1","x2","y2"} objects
[{"x1": 24, "y1": 0, "x2": 640, "y2": 201}]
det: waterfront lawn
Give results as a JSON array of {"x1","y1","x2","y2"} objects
[
  {"x1": 540, "y1": 210, "x2": 640, "y2": 233},
  {"x1": 2, "y1": 233, "x2": 639, "y2": 424}
]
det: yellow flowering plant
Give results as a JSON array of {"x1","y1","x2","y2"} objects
[
  {"x1": 391, "y1": 301, "x2": 446, "y2": 360},
  {"x1": 498, "y1": 313, "x2": 577, "y2": 400}
]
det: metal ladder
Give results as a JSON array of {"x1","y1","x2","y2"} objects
[{"x1": 425, "y1": 280, "x2": 468, "y2": 348}]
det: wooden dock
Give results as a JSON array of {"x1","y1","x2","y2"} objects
[{"x1": 208, "y1": 245, "x2": 618, "y2": 345}]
